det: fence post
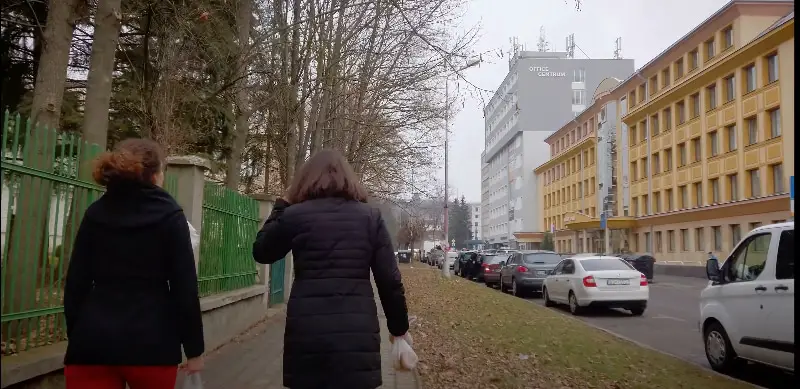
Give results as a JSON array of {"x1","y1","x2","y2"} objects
[
  {"x1": 166, "y1": 156, "x2": 211, "y2": 272},
  {"x1": 250, "y1": 193, "x2": 275, "y2": 305}
]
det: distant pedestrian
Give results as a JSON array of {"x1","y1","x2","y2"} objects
[
  {"x1": 63, "y1": 139, "x2": 205, "y2": 389},
  {"x1": 252, "y1": 149, "x2": 410, "y2": 389}
]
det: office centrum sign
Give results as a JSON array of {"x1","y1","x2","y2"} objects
[{"x1": 529, "y1": 66, "x2": 567, "y2": 77}]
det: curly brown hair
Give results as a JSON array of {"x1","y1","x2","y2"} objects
[{"x1": 92, "y1": 138, "x2": 165, "y2": 186}]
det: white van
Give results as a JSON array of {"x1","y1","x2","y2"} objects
[{"x1": 699, "y1": 222, "x2": 794, "y2": 373}]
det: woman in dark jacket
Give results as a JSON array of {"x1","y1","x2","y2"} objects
[
  {"x1": 253, "y1": 149, "x2": 409, "y2": 389},
  {"x1": 63, "y1": 139, "x2": 205, "y2": 389}
]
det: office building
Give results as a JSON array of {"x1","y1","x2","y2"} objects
[
  {"x1": 469, "y1": 203, "x2": 481, "y2": 240},
  {"x1": 534, "y1": 0, "x2": 794, "y2": 260},
  {"x1": 481, "y1": 50, "x2": 634, "y2": 248}
]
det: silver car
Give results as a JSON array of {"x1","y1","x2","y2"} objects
[{"x1": 499, "y1": 250, "x2": 562, "y2": 297}]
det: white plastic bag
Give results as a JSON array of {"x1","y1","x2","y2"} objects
[
  {"x1": 187, "y1": 222, "x2": 200, "y2": 252},
  {"x1": 182, "y1": 373, "x2": 204, "y2": 389},
  {"x1": 390, "y1": 333, "x2": 418, "y2": 371}
]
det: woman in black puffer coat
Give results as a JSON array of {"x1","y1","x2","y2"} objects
[{"x1": 252, "y1": 149, "x2": 409, "y2": 389}]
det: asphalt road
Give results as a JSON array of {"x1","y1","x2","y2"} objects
[{"x1": 522, "y1": 275, "x2": 794, "y2": 389}]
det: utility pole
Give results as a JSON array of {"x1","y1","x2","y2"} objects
[{"x1": 442, "y1": 57, "x2": 481, "y2": 278}]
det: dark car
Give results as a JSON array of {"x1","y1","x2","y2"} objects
[
  {"x1": 480, "y1": 253, "x2": 510, "y2": 287},
  {"x1": 396, "y1": 250, "x2": 412, "y2": 263},
  {"x1": 454, "y1": 251, "x2": 478, "y2": 277},
  {"x1": 499, "y1": 250, "x2": 562, "y2": 296}
]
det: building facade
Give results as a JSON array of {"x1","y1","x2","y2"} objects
[
  {"x1": 469, "y1": 202, "x2": 482, "y2": 240},
  {"x1": 534, "y1": 0, "x2": 795, "y2": 261},
  {"x1": 480, "y1": 51, "x2": 635, "y2": 248}
]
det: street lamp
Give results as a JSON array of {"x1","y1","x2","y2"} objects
[{"x1": 442, "y1": 57, "x2": 481, "y2": 278}]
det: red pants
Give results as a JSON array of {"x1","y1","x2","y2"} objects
[{"x1": 64, "y1": 365, "x2": 178, "y2": 389}]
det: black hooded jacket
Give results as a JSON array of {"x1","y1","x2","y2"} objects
[
  {"x1": 63, "y1": 180, "x2": 204, "y2": 366},
  {"x1": 253, "y1": 197, "x2": 409, "y2": 389}
]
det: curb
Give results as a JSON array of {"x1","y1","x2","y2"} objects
[{"x1": 577, "y1": 318, "x2": 766, "y2": 389}]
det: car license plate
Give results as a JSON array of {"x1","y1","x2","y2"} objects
[
  {"x1": 607, "y1": 279, "x2": 630, "y2": 286},
  {"x1": 536, "y1": 270, "x2": 548, "y2": 276}
]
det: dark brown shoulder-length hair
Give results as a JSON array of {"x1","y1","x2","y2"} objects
[{"x1": 285, "y1": 149, "x2": 369, "y2": 204}]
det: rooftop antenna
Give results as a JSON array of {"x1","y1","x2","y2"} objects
[
  {"x1": 509, "y1": 36, "x2": 522, "y2": 70},
  {"x1": 614, "y1": 37, "x2": 623, "y2": 59},
  {"x1": 565, "y1": 33, "x2": 575, "y2": 58},
  {"x1": 537, "y1": 26, "x2": 550, "y2": 52}
]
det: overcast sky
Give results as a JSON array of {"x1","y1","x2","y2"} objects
[{"x1": 444, "y1": 0, "x2": 730, "y2": 203}]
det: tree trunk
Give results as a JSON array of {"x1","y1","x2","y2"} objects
[
  {"x1": 225, "y1": 0, "x2": 254, "y2": 189},
  {"x1": 81, "y1": 0, "x2": 122, "y2": 149}
]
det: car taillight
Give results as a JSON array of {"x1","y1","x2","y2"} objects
[
  {"x1": 640, "y1": 274, "x2": 648, "y2": 286},
  {"x1": 517, "y1": 266, "x2": 528, "y2": 273},
  {"x1": 582, "y1": 275, "x2": 597, "y2": 287}
]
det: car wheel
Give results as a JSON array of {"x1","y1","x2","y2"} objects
[
  {"x1": 568, "y1": 292, "x2": 583, "y2": 315},
  {"x1": 630, "y1": 305, "x2": 646, "y2": 316},
  {"x1": 543, "y1": 287, "x2": 555, "y2": 307},
  {"x1": 512, "y1": 279, "x2": 523, "y2": 297},
  {"x1": 704, "y1": 321, "x2": 741, "y2": 373}
]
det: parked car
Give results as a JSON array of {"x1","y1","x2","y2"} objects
[
  {"x1": 440, "y1": 251, "x2": 459, "y2": 271},
  {"x1": 453, "y1": 251, "x2": 476, "y2": 277},
  {"x1": 481, "y1": 253, "x2": 511, "y2": 287},
  {"x1": 700, "y1": 222, "x2": 794, "y2": 374},
  {"x1": 499, "y1": 250, "x2": 562, "y2": 296},
  {"x1": 396, "y1": 250, "x2": 412, "y2": 263},
  {"x1": 542, "y1": 255, "x2": 649, "y2": 316}
]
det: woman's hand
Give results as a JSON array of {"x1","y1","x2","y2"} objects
[{"x1": 180, "y1": 356, "x2": 205, "y2": 374}]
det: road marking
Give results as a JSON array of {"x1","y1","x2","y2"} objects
[{"x1": 652, "y1": 314, "x2": 687, "y2": 322}]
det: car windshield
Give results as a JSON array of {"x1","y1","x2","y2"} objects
[
  {"x1": 522, "y1": 253, "x2": 561, "y2": 264},
  {"x1": 580, "y1": 258, "x2": 635, "y2": 271},
  {"x1": 482, "y1": 255, "x2": 507, "y2": 265}
]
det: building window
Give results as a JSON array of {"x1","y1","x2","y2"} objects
[
  {"x1": 744, "y1": 64, "x2": 756, "y2": 93},
  {"x1": 645, "y1": 232, "x2": 652, "y2": 253},
  {"x1": 768, "y1": 108, "x2": 781, "y2": 138},
  {"x1": 746, "y1": 116, "x2": 758, "y2": 145},
  {"x1": 679, "y1": 185, "x2": 689, "y2": 209},
  {"x1": 653, "y1": 191, "x2": 661, "y2": 213},
  {"x1": 748, "y1": 168, "x2": 761, "y2": 198},
  {"x1": 771, "y1": 163, "x2": 784, "y2": 193},
  {"x1": 676, "y1": 100, "x2": 686, "y2": 124},
  {"x1": 662, "y1": 68, "x2": 671, "y2": 87},
  {"x1": 640, "y1": 123, "x2": 648, "y2": 140},
  {"x1": 642, "y1": 194, "x2": 649, "y2": 214},
  {"x1": 664, "y1": 148, "x2": 673, "y2": 171},
  {"x1": 730, "y1": 224, "x2": 741, "y2": 247},
  {"x1": 766, "y1": 53, "x2": 778, "y2": 83},
  {"x1": 689, "y1": 49, "x2": 699, "y2": 70},
  {"x1": 722, "y1": 26, "x2": 733, "y2": 49},
  {"x1": 651, "y1": 114, "x2": 660, "y2": 135},
  {"x1": 667, "y1": 230, "x2": 675, "y2": 252},
  {"x1": 664, "y1": 107, "x2": 672, "y2": 130},
  {"x1": 710, "y1": 178, "x2": 720, "y2": 203},
  {"x1": 694, "y1": 182, "x2": 703, "y2": 207},
  {"x1": 705, "y1": 39, "x2": 716, "y2": 60},
  {"x1": 629, "y1": 125, "x2": 638, "y2": 144},
  {"x1": 681, "y1": 229, "x2": 690, "y2": 251},
  {"x1": 675, "y1": 58, "x2": 684, "y2": 79},
  {"x1": 678, "y1": 143, "x2": 687, "y2": 166},
  {"x1": 706, "y1": 83, "x2": 717, "y2": 111},
  {"x1": 649, "y1": 76, "x2": 658, "y2": 96},
  {"x1": 666, "y1": 189, "x2": 674, "y2": 211},
  {"x1": 724, "y1": 75, "x2": 735, "y2": 102},
  {"x1": 573, "y1": 68, "x2": 586, "y2": 83},
  {"x1": 692, "y1": 138, "x2": 701, "y2": 162},
  {"x1": 632, "y1": 196, "x2": 638, "y2": 216},
  {"x1": 572, "y1": 89, "x2": 586, "y2": 105},
  {"x1": 712, "y1": 226, "x2": 722, "y2": 251},
  {"x1": 729, "y1": 173, "x2": 739, "y2": 201},
  {"x1": 725, "y1": 125, "x2": 736, "y2": 152},
  {"x1": 655, "y1": 231, "x2": 662, "y2": 252},
  {"x1": 690, "y1": 93, "x2": 700, "y2": 118},
  {"x1": 708, "y1": 131, "x2": 719, "y2": 157},
  {"x1": 695, "y1": 228, "x2": 704, "y2": 251},
  {"x1": 631, "y1": 161, "x2": 638, "y2": 181},
  {"x1": 652, "y1": 153, "x2": 660, "y2": 174},
  {"x1": 642, "y1": 157, "x2": 648, "y2": 178}
]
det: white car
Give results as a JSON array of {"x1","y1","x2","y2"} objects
[
  {"x1": 442, "y1": 251, "x2": 459, "y2": 270},
  {"x1": 700, "y1": 222, "x2": 794, "y2": 373},
  {"x1": 542, "y1": 255, "x2": 649, "y2": 316}
]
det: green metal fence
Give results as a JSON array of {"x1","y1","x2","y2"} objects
[
  {"x1": 197, "y1": 182, "x2": 260, "y2": 296},
  {"x1": 0, "y1": 112, "x2": 181, "y2": 355}
]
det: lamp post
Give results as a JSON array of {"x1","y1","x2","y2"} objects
[{"x1": 442, "y1": 57, "x2": 481, "y2": 278}]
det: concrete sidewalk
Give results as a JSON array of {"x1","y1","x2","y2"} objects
[{"x1": 179, "y1": 292, "x2": 421, "y2": 389}]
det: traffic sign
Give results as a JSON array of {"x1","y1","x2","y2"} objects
[{"x1": 600, "y1": 213, "x2": 607, "y2": 229}]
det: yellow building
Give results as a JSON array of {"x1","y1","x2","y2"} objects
[{"x1": 535, "y1": 1, "x2": 794, "y2": 260}]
